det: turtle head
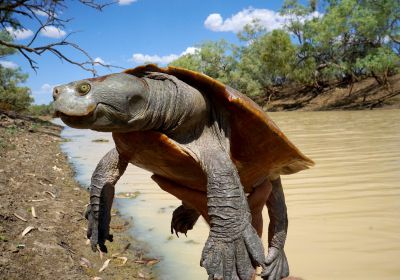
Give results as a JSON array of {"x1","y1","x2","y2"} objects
[{"x1": 53, "y1": 73, "x2": 149, "y2": 132}]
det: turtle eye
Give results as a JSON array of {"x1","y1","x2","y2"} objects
[{"x1": 77, "y1": 83, "x2": 91, "y2": 96}]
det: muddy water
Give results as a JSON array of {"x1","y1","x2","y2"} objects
[{"x1": 58, "y1": 110, "x2": 400, "y2": 280}]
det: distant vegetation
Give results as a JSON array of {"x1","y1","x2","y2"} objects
[
  {"x1": 170, "y1": 0, "x2": 399, "y2": 100},
  {"x1": 0, "y1": 32, "x2": 33, "y2": 112},
  {"x1": 28, "y1": 103, "x2": 54, "y2": 116},
  {"x1": 1, "y1": 0, "x2": 399, "y2": 113},
  {"x1": 0, "y1": 31, "x2": 53, "y2": 116}
]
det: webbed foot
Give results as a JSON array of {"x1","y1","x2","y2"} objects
[
  {"x1": 201, "y1": 223, "x2": 267, "y2": 280},
  {"x1": 171, "y1": 204, "x2": 200, "y2": 237},
  {"x1": 85, "y1": 204, "x2": 113, "y2": 253},
  {"x1": 261, "y1": 247, "x2": 289, "y2": 280}
]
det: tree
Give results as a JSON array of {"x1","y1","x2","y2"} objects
[
  {"x1": 280, "y1": 0, "x2": 400, "y2": 87},
  {"x1": 356, "y1": 46, "x2": 400, "y2": 85},
  {"x1": 29, "y1": 102, "x2": 54, "y2": 116},
  {"x1": 235, "y1": 26, "x2": 303, "y2": 96},
  {"x1": 0, "y1": 30, "x2": 33, "y2": 112},
  {"x1": 0, "y1": 66, "x2": 33, "y2": 112},
  {"x1": 0, "y1": 0, "x2": 115, "y2": 74},
  {"x1": 170, "y1": 0, "x2": 400, "y2": 100},
  {"x1": 168, "y1": 52, "x2": 201, "y2": 72},
  {"x1": 169, "y1": 40, "x2": 237, "y2": 85}
]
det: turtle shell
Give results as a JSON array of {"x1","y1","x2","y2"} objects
[{"x1": 123, "y1": 64, "x2": 314, "y2": 190}]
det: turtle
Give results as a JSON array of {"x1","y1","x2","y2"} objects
[{"x1": 52, "y1": 64, "x2": 314, "y2": 280}]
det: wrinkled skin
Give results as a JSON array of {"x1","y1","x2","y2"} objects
[{"x1": 53, "y1": 70, "x2": 290, "y2": 279}]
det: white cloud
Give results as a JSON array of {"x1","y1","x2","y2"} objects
[
  {"x1": 204, "y1": 7, "x2": 321, "y2": 33},
  {"x1": 33, "y1": 9, "x2": 57, "y2": 18},
  {"x1": 94, "y1": 57, "x2": 106, "y2": 65},
  {"x1": 181, "y1": 47, "x2": 198, "y2": 56},
  {"x1": 32, "y1": 84, "x2": 55, "y2": 100},
  {"x1": 0, "y1": 60, "x2": 19, "y2": 69},
  {"x1": 38, "y1": 84, "x2": 54, "y2": 94},
  {"x1": 40, "y1": 26, "x2": 66, "y2": 38},
  {"x1": 118, "y1": 0, "x2": 137, "y2": 5},
  {"x1": 5, "y1": 27, "x2": 34, "y2": 40},
  {"x1": 33, "y1": 9, "x2": 49, "y2": 17},
  {"x1": 32, "y1": 83, "x2": 57, "y2": 105},
  {"x1": 132, "y1": 54, "x2": 179, "y2": 64},
  {"x1": 204, "y1": 14, "x2": 225, "y2": 31},
  {"x1": 131, "y1": 47, "x2": 199, "y2": 65}
]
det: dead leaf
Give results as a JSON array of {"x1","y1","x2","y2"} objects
[
  {"x1": 21, "y1": 226, "x2": 35, "y2": 237},
  {"x1": 111, "y1": 242, "x2": 131, "y2": 258},
  {"x1": 31, "y1": 199, "x2": 45, "y2": 202},
  {"x1": 79, "y1": 257, "x2": 92, "y2": 268},
  {"x1": 110, "y1": 224, "x2": 125, "y2": 230},
  {"x1": 97, "y1": 247, "x2": 104, "y2": 260},
  {"x1": 146, "y1": 259, "x2": 160, "y2": 266},
  {"x1": 99, "y1": 259, "x2": 111, "y2": 272},
  {"x1": 14, "y1": 213, "x2": 27, "y2": 222},
  {"x1": 116, "y1": 256, "x2": 127, "y2": 266},
  {"x1": 44, "y1": 191, "x2": 56, "y2": 198},
  {"x1": 133, "y1": 258, "x2": 160, "y2": 266},
  {"x1": 31, "y1": 206, "x2": 37, "y2": 218},
  {"x1": 57, "y1": 240, "x2": 76, "y2": 255}
]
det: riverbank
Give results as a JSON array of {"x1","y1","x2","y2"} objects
[
  {"x1": 264, "y1": 74, "x2": 400, "y2": 111},
  {"x1": 0, "y1": 111, "x2": 155, "y2": 280}
]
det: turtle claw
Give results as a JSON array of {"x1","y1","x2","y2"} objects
[
  {"x1": 85, "y1": 204, "x2": 113, "y2": 253},
  {"x1": 261, "y1": 247, "x2": 289, "y2": 280},
  {"x1": 170, "y1": 205, "x2": 200, "y2": 237},
  {"x1": 201, "y1": 224, "x2": 265, "y2": 280}
]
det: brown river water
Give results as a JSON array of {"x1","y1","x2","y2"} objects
[{"x1": 58, "y1": 109, "x2": 400, "y2": 280}]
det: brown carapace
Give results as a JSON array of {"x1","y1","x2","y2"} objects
[{"x1": 115, "y1": 64, "x2": 314, "y2": 194}]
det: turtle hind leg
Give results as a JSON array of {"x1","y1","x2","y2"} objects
[
  {"x1": 171, "y1": 203, "x2": 200, "y2": 237},
  {"x1": 151, "y1": 175, "x2": 209, "y2": 236},
  {"x1": 262, "y1": 176, "x2": 289, "y2": 280}
]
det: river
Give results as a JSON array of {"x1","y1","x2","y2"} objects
[{"x1": 58, "y1": 109, "x2": 400, "y2": 280}]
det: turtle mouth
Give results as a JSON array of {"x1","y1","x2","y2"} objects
[
  {"x1": 54, "y1": 106, "x2": 97, "y2": 128},
  {"x1": 53, "y1": 106, "x2": 95, "y2": 119},
  {"x1": 53, "y1": 102, "x2": 97, "y2": 118}
]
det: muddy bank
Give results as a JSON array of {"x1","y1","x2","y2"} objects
[
  {"x1": 263, "y1": 74, "x2": 400, "y2": 111},
  {"x1": 0, "y1": 112, "x2": 156, "y2": 280}
]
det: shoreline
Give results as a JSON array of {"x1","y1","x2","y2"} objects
[
  {"x1": 263, "y1": 74, "x2": 400, "y2": 112},
  {"x1": 0, "y1": 112, "x2": 156, "y2": 280}
]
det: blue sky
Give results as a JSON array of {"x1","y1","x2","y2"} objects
[{"x1": 1, "y1": 0, "x2": 312, "y2": 104}]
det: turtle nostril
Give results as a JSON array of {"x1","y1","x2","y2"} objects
[{"x1": 53, "y1": 88, "x2": 60, "y2": 101}]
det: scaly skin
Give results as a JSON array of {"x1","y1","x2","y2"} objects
[
  {"x1": 165, "y1": 178, "x2": 272, "y2": 238},
  {"x1": 263, "y1": 178, "x2": 290, "y2": 280},
  {"x1": 85, "y1": 148, "x2": 128, "y2": 252},
  {"x1": 193, "y1": 122, "x2": 268, "y2": 279},
  {"x1": 53, "y1": 70, "x2": 291, "y2": 279}
]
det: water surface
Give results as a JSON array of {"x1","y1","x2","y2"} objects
[{"x1": 58, "y1": 110, "x2": 400, "y2": 279}]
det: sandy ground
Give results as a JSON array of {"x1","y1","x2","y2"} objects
[{"x1": 0, "y1": 112, "x2": 156, "y2": 280}]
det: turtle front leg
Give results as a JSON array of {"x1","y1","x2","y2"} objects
[
  {"x1": 200, "y1": 150, "x2": 267, "y2": 280},
  {"x1": 86, "y1": 148, "x2": 128, "y2": 253},
  {"x1": 261, "y1": 177, "x2": 289, "y2": 280}
]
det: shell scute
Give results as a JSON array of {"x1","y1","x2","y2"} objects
[{"x1": 124, "y1": 64, "x2": 314, "y2": 189}]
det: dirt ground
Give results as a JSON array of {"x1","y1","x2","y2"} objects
[{"x1": 0, "y1": 112, "x2": 156, "y2": 280}]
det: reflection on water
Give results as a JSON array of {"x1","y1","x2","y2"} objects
[{"x1": 57, "y1": 110, "x2": 400, "y2": 280}]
